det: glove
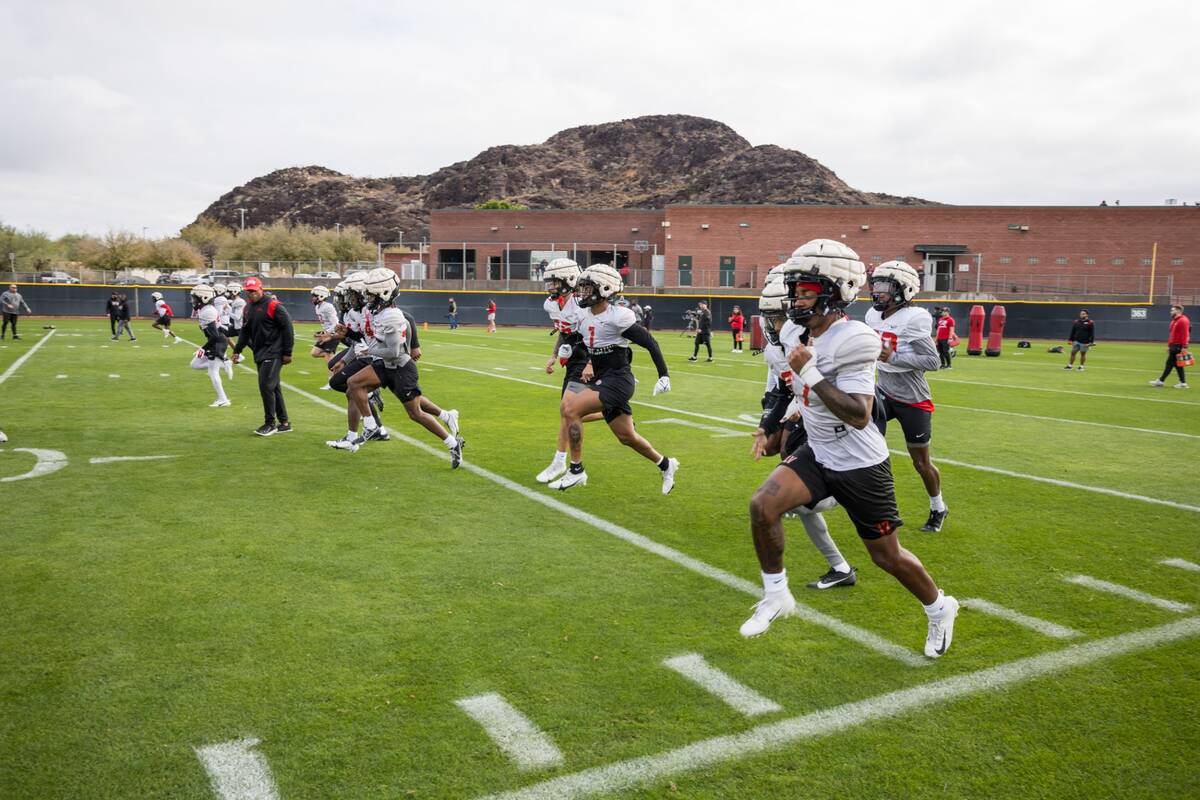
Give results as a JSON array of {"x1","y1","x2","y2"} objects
[
  {"x1": 653, "y1": 376, "x2": 671, "y2": 396},
  {"x1": 557, "y1": 343, "x2": 572, "y2": 365}
]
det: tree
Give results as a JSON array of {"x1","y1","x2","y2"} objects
[
  {"x1": 474, "y1": 199, "x2": 528, "y2": 210},
  {"x1": 81, "y1": 230, "x2": 147, "y2": 272},
  {"x1": 180, "y1": 217, "x2": 235, "y2": 266},
  {"x1": 0, "y1": 221, "x2": 56, "y2": 272}
]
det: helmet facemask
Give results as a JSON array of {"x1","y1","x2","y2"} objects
[
  {"x1": 574, "y1": 279, "x2": 601, "y2": 308},
  {"x1": 871, "y1": 277, "x2": 904, "y2": 312},
  {"x1": 546, "y1": 277, "x2": 573, "y2": 299}
]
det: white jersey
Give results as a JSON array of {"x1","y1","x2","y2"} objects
[
  {"x1": 863, "y1": 305, "x2": 939, "y2": 405},
  {"x1": 580, "y1": 304, "x2": 636, "y2": 352},
  {"x1": 154, "y1": 298, "x2": 170, "y2": 318},
  {"x1": 344, "y1": 308, "x2": 367, "y2": 355},
  {"x1": 544, "y1": 294, "x2": 585, "y2": 335},
  {"x1": 314, "y1": 300, "x2": 338, "y2": 333},
  {"x1": 197, "y1": 304, "x2": 219, "y2": 329},
  {"x1": 799, "y1": 318, "x2": 889, "y2": 470},
  {"x1": 229, "y1": 297, "x2": 246, "y2": 329},
  {"x1": 362, "y1": 305, "x2": 410, "y2": 368},
  {"x1": 213, "y1": 296, "x2": 231, "y2": 328}
]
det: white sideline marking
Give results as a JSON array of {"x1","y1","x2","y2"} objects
[
  {"x1": 231, "y1": 353, "x2": 926, "y2": 667},
  {"x1": 1161, "y1": 558, "x2": 1200, "y2": 573},
  {"x1": 194, "y1": 737, "x2": 280, "y2": 800},
  {"x1": 0, "y1": 448, "x2": 69, "y2": 482},
  {"x1": 901, "y1": 450, "x2": 1200, "y2": 514},
  {"x1": 962, "y1": 598, "x2": 1081, "y2": 639},
  {"x1": 662, "y1": 654, "x2": 782, "y2": 716},
  {"x1": 642, "y1": 418, "x2": 747, "y2": 438},
  {"x1": 738, "y1": 414, "x2": 760, "y2": 423},
  {"x1": 89, "y1": 455, "x2": 177, "y2": 464},
  {"x1": 929, "y1": 376, "x2": 1200, "y2": 407},
  {"x1": 0, "y1": 329, "x2": 55, "y2": 385},
  {"x1": 56, "y1": 374, "x2": 67, "y2": 379},
  {"x1": 455, "y1": 693, "x2": 565, "y2": 771},
  {"x1": 1065, "y1": 575, "x2": 1193, "y2": 613},
  {"x1": 108, "y1": 373, "x2": 120, "y2": 378},
  {"x1": 494, "y1": 366, "x2": 508, "y2": 371},
  {"x1": 160, "y1": 373, "x2": 171, "y2": 377},
  {"x1": 939, "y1": 403, "x2": 1200, "y2": 440},
  {"x1": 476, "y1": 617, "x2": 1200, "y2": 800}
]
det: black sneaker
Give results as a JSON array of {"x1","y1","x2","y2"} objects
[
  {"x1": 705, "y1": 357, "x2": 714, "y2": 362},
  {"x1": 276, "y1": 422, "x2": 293, "y2": 433},
  {"x1": 450, "y1": 434, "x2": 464, "y2": 469},
  {"x1": 362, "y1": 425, "x2": 389, "y2": 442},
  {"x1": 806, "y1": 567, "x2": 857, "y2": 590},
  {"x1": 687, "y1": 356, "x2": 697, "y2": 362},
  {"x1": 254, "y1": 423, "x2": 278, "y2": 437},
  {"x1": 921, "y1": 508, "x2": 949, "y2": 532}
]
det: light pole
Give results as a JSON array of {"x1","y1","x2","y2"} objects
[
  {"x1": 236, "y1": 208, "x2": 246, "y2": 231},
  {"x1": 335, "y1": 223, "x2": 342, "y2": 235}
]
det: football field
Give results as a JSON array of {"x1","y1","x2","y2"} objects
[{"x1": 1, "y1": 320, "x2": 1198, "y2": 799}]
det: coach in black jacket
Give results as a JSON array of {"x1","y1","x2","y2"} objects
[
  {"x1": 232, "y1": 278, "x2": 296, "y2": 436},
  {"x1": 1065, "y1": 309, "x2": 1095, "y2": 370}
]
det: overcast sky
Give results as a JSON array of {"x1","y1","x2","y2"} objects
[{"x1": 1, "y1": 0, "x2": 1196, "y2": 238}]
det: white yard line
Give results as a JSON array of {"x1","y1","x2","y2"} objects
[
  {"x1": 962, "y1": 598, "x2": 1081, "y2": 639},
  {"x1": 0, "y1": 329, "x2": 55, "y2": 385},
  {"x1": 1064, "y1": 575, "x2": 1193, "y2": 613},
  {"x1": 194, "y1": 738, "x2": 281, "y2": 800},
  {"x1": 89, "y1": 455, "x2": 177, "y2": 464},
  {"x1": 475, "y1": 617, "x2": 1200, "y2": 800},
  {"x1": 928, "y1": 376, "x2": 1200, "y2": 406},
  {"x1": 900, "y1": 451, "x2": 1200, "y2": 514},
  {"x1": 938, "y1": 403, "x2": 1200, "y2": 440},
  {"x1": 662, "y1": 654, "x2": 782, "y2": 716},
  {"x1": 455, "y1": 693, "x2": 565, "y2": 771},
  {"x1": 641, "y1": 418, "x2": 747, "y2": 438},
  {"x1": 1161, "y1": 557, "x2": 1200, "y2": 573}
]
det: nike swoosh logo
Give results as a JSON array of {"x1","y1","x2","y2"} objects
[
  {"x1": 935, "y1": 632, "x2": 948, "y2": 655},
  {"x1": 768, "y1": 608, "x2": 781, "y2": 622},
  {"x1": 816, "y1": 578, "x2": 843, "y2": 589}
]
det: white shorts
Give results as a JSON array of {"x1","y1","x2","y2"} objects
[{"x1": 487, "y1": 313, "x2": 496, "y2": 322}]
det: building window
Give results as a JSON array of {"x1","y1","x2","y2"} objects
[
  {"x1": 1171, "y1": 257, "x2": 1184, "y2": 266},
  {"x1": 1083, "y1": 257, "x2": 1096, "y2": 265},
  {"x1": 1028, "y1": 256, "x2": 1039, "y2": 265},
  {"x1": 999, "y1": 256, "x2": 1012, "y2": 265},
  {"x1": 1055, "y1": 257, "x2": 1068, "y2": 265},
  {"x1": 1141, "y1": 258, "x2": 1153, "y2": 266},
  {"x1": 870, "y1": 255, "x2": 882, "y2": 262},
  {"x1": 1111, "y1": 257, "x2": 1125, "y2": 266}
]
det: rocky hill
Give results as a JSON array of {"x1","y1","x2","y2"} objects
[{"x1": 195, "y1": 115, "x2": 936, "y2": 242}]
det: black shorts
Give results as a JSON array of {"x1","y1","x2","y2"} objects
[
  {"x1": 155, "y1": 315, "x2": 171, "y2": 327},
  {"x1": 314, "y1": 336, "x2": 339, "y2": 354},
  {"x1": 373, "y1": 360, "x2": 422, "y2": 403},
  {"x1": 780, "y1": 445, "x2": 903, "y2": 540},
  {"x1": 876, "y1": 393, "x2": 933, "y2": 447},
  {"x1": 781, "y1": 420, "x2": 808, "y2": 458},
  {"x1": 570, "y1": 367, "x2": 635, "y2": 422},
  {"x1": 329, "y1": 356, "x2": 372, "y2": 393}
]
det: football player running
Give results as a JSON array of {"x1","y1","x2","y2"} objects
[
  {"x1": 309, "y1": 285, "x2": 340, "y2": 369},
  {"x1": 211, "y1": 283, "x2": 234, "y2": 377},
  {"x1": 751, "y1": 273, "x2": 857, "y2": 591},
  {"x1": 150, "y1": 291, "x2": 182, "y2": 342},
  {"x1": 864, "y1": 261, "x2": 948, "y2": 532},
  {"x1": 536, "y1": 258, "x2": 605, "y2": 484},
  {"x1": 552, "y1": 264, "x2": 679, "y2": 494},
  {"x1": 226, "y1": 284, "x2": 246, "y2": 344},
  {"x1": 743, "y1": 240, "x2": 958, "y2": 659},
  {"x1": 187, "y1": 285, "x2": 231, "y2": 407},
  {"x1": 335, "y1": 269, "x2": 465, "y2": 465}
]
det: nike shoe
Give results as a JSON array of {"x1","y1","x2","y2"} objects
[
  {"x1": 1077, "y1": 366, "x2": 1084, "y2": 371},
  {"x1": 921, "y1": 508, "x2": 949, "y2": 532},
  {"x1": 450, "y1": 434, "x2": 464, "y2": 469},
  {"x1": 549, "y1": 469, "x2": 587, "y2": 490},
  {"x1": 209, "y1": 399, "x2": 231, "y2": 408},
  {"x1": 443, "y1": 409, "x2": 460, "y2": 439},
  {"x1": 536, "y1": 460, "x2": 567, "y2": 483},
  {"x1": 174, "y1": 337, "x2": 183, "y2": 344},
  {"x1": 739, "y1": 591, "x2": 796, "y2": 637},
  {"x1": 1063, "y1": 365, "x2": 1073, "y2": 370},
  {"x1": 661, "y1": 457, "x2": 680, "y2": 495},
  {"x1": 111, "y1": 336, "x2": 119, "y2": 341},
  {"x1": 806, "y1": 567, "x2": 857, "y2": 590},
  {"x1": 925, "y1": 595, "x2": 960, "y2": 658},
  {"x1": 326, "y1": 433, "x2": 363, "y2": 452},
  {"x1": 705, "y1": 357, "x2": 713, "y2": 362},
  {"x1": 1149, "y1": 379, "x2": 1165, "y2": 387},
  {"x1": 687, "y1": 356, "x2": 697, "y2": 362},
  {"x1": 275, "y1": 422, "x2": 293, "y2": 433},
  {"x1": 0, "y1": 430, "x2": 7, "y2": 443},
  {"x1": 1175, "y1": 382, "x2": 1190, "y2": 389},
  {"x1": 362, "y1": 425, "x2": 389, "y2": 442},
  {"x1": 254, "y1": 423, "x2": 278, "y2": 437}
]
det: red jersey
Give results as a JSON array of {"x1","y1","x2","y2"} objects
[
  {"x1": 1168, "y1": 314, "x2": 1191, "y2": 346},
  {"x1": 936, "y1": 316, "x2": 955, "y2": 340},
  {"x1": 728, "y1": 313, "x2": 744, "y2": 332}
]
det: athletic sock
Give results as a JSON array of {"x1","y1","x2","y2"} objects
[
  {"x1": 553, "y1": 450, "x2": 567, "y2": 463},
  {"x1": 831, "y1": 559, "x2": 851, "y2": 574},
  {"x1": 923, "y1": 589, "x2": 947, "y2": 617},
  {"x1": 347, "y1": 430, "x2": 357, "y2": 440},
  {"x1": 568, "y1": 461, "x2": 584, "y2": 475},
  {"x1": 930, "y1": 494, "x2": 946, "y2": 512},
  {"x1": 363, "y1": 416, "x2": 379, "y2": 431},
  {"x1": 657, "y1": 455, "x2": 670, "y2": 471},
  {"x1": 443, "y1": 434, "x2": 457, "y2": 448},
  {"x1": 761, "y1": 570, "x2": 788, "y2": 595}
]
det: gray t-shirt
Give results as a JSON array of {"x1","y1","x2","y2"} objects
[{"x1": 1, "y1": 290, "x2": 30, "y2": 314}]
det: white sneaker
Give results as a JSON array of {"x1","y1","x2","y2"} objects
[
  {"x1": 174, "y1": 337, "x2": 183, "y2": 344},
  {"x1": 549, "y1": 469, "x2": 587, "y2": 490},
  {"x1": 740, "y1": 591, "x2": 796, "y2": 637},
  {"x1": 326, "y1": 434, "x2": 363, "y2": 452},
  {"x1": 209, "y1": 399, "x2": 231, "y2": 408},
  {"x1": 536, "y1": 459, "x2": 567, "y2": 483},
  {"x1": 661, "y1": 457, "x2": 680, "y2": 495},
  {"x1": 1175, "y1": 382, "x2": 1190, "y2": 389},
  {"x1": 1077, "y1": 366, "x2": 1084, "y2": 371},
  {"x1": 318, "y1": 383, "x2": 332, "y2": 390},
  {"x1": 924, "y1": 594, "x2": 960, "y2": 658},
  {"x1": 1149, "y1": 379, "x2": 1165, "y2": 387},
  {"x1": 443, "y1": 409, "x2": 460, "y2": 439},
  {"x1": 0, "y1": 430, "x2": 7, "y2": 443}
]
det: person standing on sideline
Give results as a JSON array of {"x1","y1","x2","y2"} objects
[
  {"x1": 1, "y1": 284, "x2": 32, "y2": 340},
  {"x1": 232, "y1": 277, "x2": 296, "y2": 436},
  {"x1": 445, "y1": 297, "x2": 458, "y2": 329},
  {"x1": 1150, "y1": 305, "x2": 1191, "y2": 389},
  {"x1": 106, "y1": 292, "x2": 122, "y2": 337},
  {"x1": 688, "y1": 301, "x2": 713, "y2": 362},
  {"x1": 114, "y1": 293, "x2": 136, "y2": 340},
  {"x1": 642, "y1": 305, "x2": 653, "y2": 330},
  {"x1": 486, "y1": 299, "x2": 497, "y2": 333},
  {"x1": 1065, "y1": 309, "x2": 1095, "y2": 370},
  {"x1": 935, "y1": 307, "x2": 955, "y2": 368},
  {"x1": 728, "y1": 305, "x2": 746, "y2": 352}
]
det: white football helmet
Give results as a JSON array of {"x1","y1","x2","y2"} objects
[
  {"x1": 781, "y1": 239, "x2": 866, "y2": 324},
  {"x1": 190, "y1": 284, "x2": 215, "y2": 308},
  {"x1": 870, "y1": 260, "x2": 921, "y2": 310},
  {"x1": 362, "y1": 268, "x2": 399, "y2": 310},
  {"x1": 311, "y1": 285, "x2": 330, "y2": 302},
  {"x1": 224, "y1": 284, "x2": 239, "y2": 298},
  {"x1": 212, "y1": 282, "x2": 227, "y2": 296},
  {"x1": 150, "y1": 291, "x2": 164, "y2": 301},
  {"x1": 575, "y1": 263, "x2": 623, "y2": 308},
  {"x1": 544, "y1": 257, "x2": 582, "y2": 298},
  {"x1": 758, "y1": 275, "x2": 791, "y2": 343}
]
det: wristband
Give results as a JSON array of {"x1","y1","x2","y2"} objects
[{"x1": 797, "y1": 361, "x2": 824, "y2": 388}]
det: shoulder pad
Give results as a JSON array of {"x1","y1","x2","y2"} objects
[
  {"x1": 615, "y1": 306, "x2": 636, "y2": 327},
  {"x1": 834, "y1": 322, "x2": 882, "y2": 366}
]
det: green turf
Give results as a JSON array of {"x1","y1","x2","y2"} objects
[{"x1": 1, "y1": 321, "x2": 1197, "y2": 799}]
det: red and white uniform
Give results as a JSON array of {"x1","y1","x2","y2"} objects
[
  {"x1": 544, "y1": 294, "x2": 584, "y2": 335},
  {"x1": 155, "y1": 299, "x2": 172, "y2": 318}
]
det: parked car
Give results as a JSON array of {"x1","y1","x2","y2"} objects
[
  {"x1": 202, "y1": 269, "x2": 242, "y2": 284},
  {"x1": 38, "y1": 271, "x2": 80, "y2": 284},
  {"x1": 156, "y1": 274, "x2": 184, "y2": 285},
  {"x1": 313, "y1": 271, "x2": 342, "y2": 280},
  {"x1": 112, "y1": 275, "x2": 141, "y2": 285},
  {"x1": 291, "y1": 273, "x2": 315, "y2": 279}
]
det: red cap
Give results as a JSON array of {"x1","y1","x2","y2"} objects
[{"x1": 243, "y1": 277, "x2": 262, "y2": 291}]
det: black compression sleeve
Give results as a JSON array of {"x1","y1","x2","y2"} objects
[
  {"x1": 621, "y1": 323, "x2": 669, "y2": 378},
  {"x1": 758, "y1": 378, "x2": 793, "y2": 435}
]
